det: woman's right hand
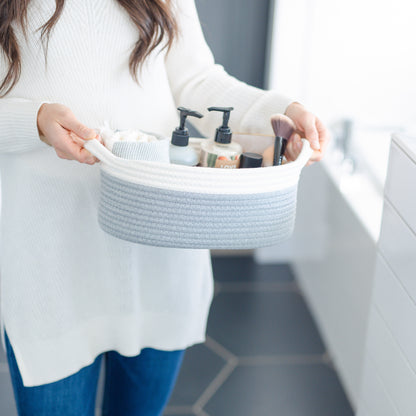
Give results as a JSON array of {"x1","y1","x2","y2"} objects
[{"x1": 37, "y1": 103, "x2": 101, "y2": 165}]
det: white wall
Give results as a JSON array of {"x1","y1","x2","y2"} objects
[{"x1": 268, "y1": 0, "x2": 416, "y2": 129}]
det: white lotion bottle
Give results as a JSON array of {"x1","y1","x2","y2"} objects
[
  {"x1": 200, "y1": 107, "x2": 242, "y2": 168},
  {"x1": 169, "y1": 107, "x2": 203, "y2": 166}
]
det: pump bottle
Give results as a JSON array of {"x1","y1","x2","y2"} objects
[
  {"x1": 200, "y1": 107, "x2": 242, "y2": 168},
  {"x1": 169, "y1": 107, "x2": 203, "y2": 166}
]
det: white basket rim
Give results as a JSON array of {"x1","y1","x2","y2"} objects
[{"x1": 84, "y1": 138, "x2": 313, "y2": 195}]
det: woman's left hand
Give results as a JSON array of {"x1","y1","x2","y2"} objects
[{"x1": 284, "y1": 101, "x2": 330, "y2": 165}]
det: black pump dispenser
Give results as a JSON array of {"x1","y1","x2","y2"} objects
[
  {"x1": 172, "y1": 107, "x2": 203, "y2": 147},
  {"x1": 208, "y1": 107, "x2": 234, "y2": 144}
]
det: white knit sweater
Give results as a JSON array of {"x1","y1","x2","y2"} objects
[{"x1": 0, "y1": 0, "x2": 292, "y2": 386}]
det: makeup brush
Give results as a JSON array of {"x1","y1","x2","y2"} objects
[{"x1": 271, "y1": 114, "x2": 296, "y2": 166}]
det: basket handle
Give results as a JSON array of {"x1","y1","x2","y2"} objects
[
  {"x1": 83, "y1": 138, "x2": 118, "y2": 165},
  {"x1": 294, "y1": 139, "x2": 314, "y2": 167}
]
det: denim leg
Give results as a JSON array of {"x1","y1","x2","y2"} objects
[
  {"x1": 5, "y1": 331, "x2": 102, "y2": 416},
  {"x1": 102, "y1": 347, "x2": 185, "y2": 416}
]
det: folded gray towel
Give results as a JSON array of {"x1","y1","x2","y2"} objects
[{"x1": 112, "y1": 140, "x2": 170, "y2": 162}]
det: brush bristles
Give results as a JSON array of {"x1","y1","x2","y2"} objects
[{"x1": 271, "y1": 114, "x2": 295, "y2": 139}]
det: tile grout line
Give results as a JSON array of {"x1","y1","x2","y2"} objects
[
  {"x1": 204, "y1": 336, "x2": 237, "y2": 362},
  {"x1": 214, "y1": 281, "x2": 300, "y2": 293},
  {"x1": 192, "y1": 360, "x2": 238, "y2": 413},
  {"x1": 193, "y1": 336, "x2": 239, "y2": 412},
  {"x1": 163, "y1": 405, "x2": 195, "y2": 415},
  {"x1": 238, "y1": 353, "x2": 328, "y2": 366},
  {"x1": 213, "y1": 282, "x2": 222, "y2": 297},
  {"x1": 322, "y1": 351, "x2": 335, "y2": 368}
]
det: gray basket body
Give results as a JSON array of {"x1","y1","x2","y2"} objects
[
  {"x1": 98, "y1": 170, "x2": 297, "y2": 249},
  {"x1": 83, "y1": 137, "x2": 313, "y2": 250}
]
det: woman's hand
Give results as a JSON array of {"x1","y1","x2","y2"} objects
[
  {"x1": 284, "y1": 102, "x2": 330, "y2": 165},
  {"x1": 37, "y1": 103, "x2": 101, "y2": 165}
]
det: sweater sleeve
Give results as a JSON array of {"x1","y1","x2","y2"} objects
[
  {"x1": 164, "y1": 0, "x2": 293, "y2": 136},
  {"x1": 0, "y1": 98, "x2": 51, "y2": 153}
]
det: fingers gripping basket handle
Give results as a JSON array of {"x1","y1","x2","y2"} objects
[{"x1": 83, "y1": 138, "x2": 117, "y2": 164}]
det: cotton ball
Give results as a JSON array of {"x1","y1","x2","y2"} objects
[{"x1": 120, "y1": 130, "x2": 140, "y2": 142}]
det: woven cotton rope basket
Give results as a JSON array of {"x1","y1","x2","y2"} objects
[{"x1": 83, "y1": 134, "x2": 313, "y2": 249}]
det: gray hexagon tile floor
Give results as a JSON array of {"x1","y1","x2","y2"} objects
[{"x1": 164, "y1": 256, "x2": 354, "y2": 416}]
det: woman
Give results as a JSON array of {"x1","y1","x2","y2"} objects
[{"x1": 0, "y1": 0, "x2": 329, "y2": 415}]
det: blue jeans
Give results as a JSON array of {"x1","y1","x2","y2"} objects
[{"x1": 5, "y1": 331, "x2": 185, "y2": 416}]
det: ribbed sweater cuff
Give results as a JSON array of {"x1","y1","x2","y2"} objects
[{"x1": 0, "y1": 99, "x2": 51, "y2": 153}]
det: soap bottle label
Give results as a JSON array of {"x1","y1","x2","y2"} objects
[
  {"x1": 215, "y1": 156, "x2": 240, "y2": 169},
  {"x1": 205, "y1": 151, "x2": 218, "y2": 168},
  {"x1": 201, "y1": 150, "x2": 240, "y2": 168}
]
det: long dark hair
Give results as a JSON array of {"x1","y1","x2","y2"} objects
[{"x1": 0, "y1": 0, "x2": 178, "y2": 97}]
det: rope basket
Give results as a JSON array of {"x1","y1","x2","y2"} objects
[{"x1": 83, "y1": 134, "x2": 313, "y2": 249}]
